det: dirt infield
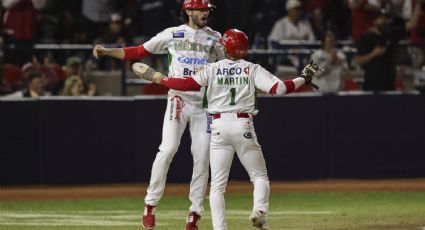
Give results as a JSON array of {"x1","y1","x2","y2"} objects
[{"x1": 1, "y1": 179, "x2": 425, "y2": 201}]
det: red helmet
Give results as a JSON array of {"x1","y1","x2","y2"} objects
[
  {"x1": 220, "y1": 29, "x2": 249, "y2": 58},
  {"x1": 182, "y1": 0, "x2": 215, "y2": 11}
]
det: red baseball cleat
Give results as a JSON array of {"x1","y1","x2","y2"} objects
[
  {"x1": 185, "y1": 212, "x2": 201, "y2": 230},
  {"x1": 141, "y1": 204, "x2": 156, "y2": 229}
]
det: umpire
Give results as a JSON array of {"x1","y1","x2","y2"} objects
[{"x1": 354, "y1": 2, "x2": 423, "y2": 91}]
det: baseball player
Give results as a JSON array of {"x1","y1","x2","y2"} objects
[
  {"x1": 132, "y1": 29, "x2": 322, "y2": 230},
  {"x1": 92, "y1": 0, "x2": 225, "y2": 229}
]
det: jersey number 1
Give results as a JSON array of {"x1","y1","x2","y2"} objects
[{"x1": 229, "y1": 88, "x2": 236, "y2": 105}]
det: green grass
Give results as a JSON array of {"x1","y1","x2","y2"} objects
[{"x1": 1, "y1": 192, "x2": 425, "y2": 230}]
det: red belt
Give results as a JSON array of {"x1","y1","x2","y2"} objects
[{"x1": 212, "y1": 113, "x2": 250, "y2": 119}]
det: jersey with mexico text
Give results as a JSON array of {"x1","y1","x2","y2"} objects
[
  {"x1": 192, "y1": 59, "x2": 281, "y2": 115},
  {"x1": 143, "y1": 24, "x2": 225, "y2": 106}
]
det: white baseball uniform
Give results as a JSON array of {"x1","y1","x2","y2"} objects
[
  {"x1": 143, "y1": 24, "x2": 225, "y2": 214},
  {"x1": 192, "y1": 58, "x2": 281, "y2": 230}
]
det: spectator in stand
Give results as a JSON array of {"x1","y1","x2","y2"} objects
[
  {"x1": 81, "y1": 0, "x2": 124, "y2": 42},
  {"x1": 410, "y1": 0, "x2": 425, "y2": 67},
  {"x1": 57, "y1": 0, "x2": 83, "y2": 43},
  {"x1": 391, "y1": 0, "x2": 414, "y2": 20},
  {"x1": 127, "y1": 0, "x2": 179, "y2": 45},
  {"x1": 0, "y1": 66, "x2": 13, "y2": 95},
  {"x1": 304, "y1": 0, "x2": 327, "y2": 12},
  {"x1": 2, "y1": 70, "x2": 47, "y2": 98},
  {"x1": 310, "y1": 31, "x2": 349, "y2": 93},
  {"x1": 94, "y1": 12, "x2": 127, "y2": 45},
  {"x1": 36, "y1": 0, "x2": 60, "y2": 44},
  {"x1": 61, "y1": 75, "x2": 85, "y2": 96},
  {"x1": 61, "y1": 75, "x2": 79, "y2": 96},
  {"x1": 124, "y1": 0, "x2": 179, "y2": 73},
  {"x1": 354, "y1": 2, "x2": 423, "y2": 91},
  {"x1": 1, "y1": 0, "x2": 46, "y2": 66},
  {"x1": 94, "y1": 12, "x2": 128, "y2": 70},
  {"x1": 21, "y1": 61, "x2": 39, "y2": 88},
  {"x1": 309, "y1": 6, "x2": 326, "y2": 41},
  {"x1": 247, "y1": 0, "x2": 287, "y2": 49},
  {"x1": 349, "y1": 0, "x2": 391, "y2": 42},
  {"x1": 63, "y1": 56, "x2": 97, "y2": 96},
  {"x1": 268, "y1": 0, "x2": 315, "y2": 67},
  {"x1": 325, "y1": 0, "x2": 351, "y2": 40},
  {"x1": 212, "y1": 0, "x2": 263, "y2": 47},
  {"x1": 63, "y1": 57, "x2": 82, "y2": 77},
  {"x1": 269, "y1": 0, "x2": 315, "y2": 43}
]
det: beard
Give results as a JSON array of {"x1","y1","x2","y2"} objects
[{"x1": 192, "y1": 14, "x2": 208, "y2": 28}]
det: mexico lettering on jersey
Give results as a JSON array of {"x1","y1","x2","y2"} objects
[
  {"x1": 192, "y1": 59, "x2": 280, "y2": 115},
  {"x1": 143, "y1": 24, "x2": 225, "y2": 106}
]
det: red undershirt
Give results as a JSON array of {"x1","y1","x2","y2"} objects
[{"x1": 123, "y1": 45, "x2": 152, "y2": 60}]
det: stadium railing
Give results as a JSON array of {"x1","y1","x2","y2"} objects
[{"x1": 2, "y1": 40, "x2": 423, "y2": 95}]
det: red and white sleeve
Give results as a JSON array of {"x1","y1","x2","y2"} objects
[{"x1": 269, "y1": 77, "x2": 306, "y2": 95}]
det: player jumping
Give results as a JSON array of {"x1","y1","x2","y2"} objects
[
  {"x1": 92, "y1": 0, "x2": 225, "y2": 229},
  {"x1": 132, "y1": 29, "x2": 323, "y2": 230}
]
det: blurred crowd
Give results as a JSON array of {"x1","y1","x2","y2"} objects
[{"x1": 1, "y1": 0, "x2": 425, "y2": 97}]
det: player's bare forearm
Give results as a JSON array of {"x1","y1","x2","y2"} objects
[
  {"x1": 105, "y1": 48, "x2": 125, "y2": 59},
  {"x1": 93, "y1": 45, "x2": 125, "y2": 60},
  {"x1": 161, "y1": 77, "x2": 201, "y2": 91}
]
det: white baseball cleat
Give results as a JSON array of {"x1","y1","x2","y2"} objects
[{"x1": 249, "y1": 210, "x2": 270, "y2": 230}]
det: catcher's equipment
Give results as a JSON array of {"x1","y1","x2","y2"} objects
[
  {"x1": 301, "y1": 61, "x2": 325, "y2": 89},
  {"x1": 182, "y1": 0, "x2": 215, "y2": 11},
  {"x1": 132, "y1": 63, "x2": 165, "y2": 84},
  {"x1": 220, "y1": 29, "x2": 249, "y2": 58}
]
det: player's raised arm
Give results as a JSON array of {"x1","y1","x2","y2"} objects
[
  {"x1": 268, "y1": 61, "x2": 324, "y2": 95},
  {"x1": 93, "y1": 45, "x2": 125, "y2": 59},
  {"x1": 92, "y1": 45, "x2": 152, "y2": 60}
]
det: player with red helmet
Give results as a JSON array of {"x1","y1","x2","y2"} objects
[
  {"x1": 132, "y1": 28, "x2": 323, "y2": 230},
  {"x1": 93, "y1": 0, "x2": 224, "y2": 229},
  {"x1": 182, "y1": 0, "x2": 216, "y2": 10}
]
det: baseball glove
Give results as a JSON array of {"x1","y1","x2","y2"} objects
[
  {"x1": 301, "y1": 60, "x2": 325, "y2": 89},
  {"x1": 132, "y1": 62, "x2": 165, "y2": 84}
]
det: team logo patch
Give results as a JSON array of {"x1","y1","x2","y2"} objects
[
  {"x1": 173, "y1": 31, "x2": 185, "y2": 38},
  {"x1": 243, "y1": 132, "x2": 252, "y2": 139}
]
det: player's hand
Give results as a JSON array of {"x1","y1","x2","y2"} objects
[
  {"x1": 92, "y1": 45, "x2": 106, "y2": 59},
  {"x1": 132, "y1": 62, "x2": 166, "y2": 84}
]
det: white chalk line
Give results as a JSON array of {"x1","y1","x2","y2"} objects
[{"x1": 0, "y1": 210, "x2": 334, "y2": 226}]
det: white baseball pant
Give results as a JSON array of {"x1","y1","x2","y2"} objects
[
  {"x1": 144, "y1": 95, "x2": 211, "y2": 214},
  {"x1": 209, "y1": 113, "x2": 270, "y2": 230}
]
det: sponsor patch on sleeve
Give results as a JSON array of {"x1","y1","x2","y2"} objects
[{"x1": 173, "y1": 31, "x2": 185, "y2": 38}]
